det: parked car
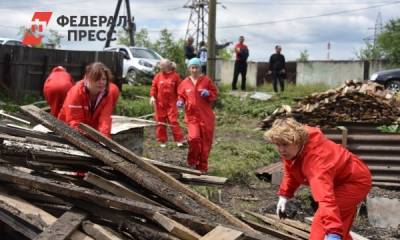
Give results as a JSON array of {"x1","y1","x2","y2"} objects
[
  {"x1": 104, "y1": 46, "x2": 162, "y2": 85},
  {"x1": 0, "y1": 38, "x2": 24, "y2": 46},
  {"x1": 370, "y1": 68, "x2": 400, "y2": 92}
]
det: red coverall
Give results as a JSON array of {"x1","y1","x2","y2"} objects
[
  {"x1": 109, "y1": 82, "x2": 120, "y2": 109},
  {"x1": 43, "y1": 66, "x2": 74, "y2": 117},
  {"x1": 150, "y1": 71, "x2": 184, "y2": 143},
  {"x1": 58, "y1": 80, "x2": 114, "y2": 138},
  {"x1": 177, "y1": 75, "x2": 218, "y2": 172},
  {"x1": 278, "y1": 127, "x2": 371, "y2": 240}
]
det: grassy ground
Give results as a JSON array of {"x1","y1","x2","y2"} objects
[{"x1": 116, "y1": 83, "x2": 330, "y2": 185}]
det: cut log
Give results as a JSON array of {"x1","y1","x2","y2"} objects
[
  {"x1": 0, "y1": 189, "x2": 93, "y2": 240},
  {"x1": 77, "y1": 122, "x2": 253, "y2": 233},
  {"x1": 34, "y1": 208, "x2": 87, "y2": 240},
  {"x1": 246, "y1": 211, "x2": 309, "y2": 239},
  {"x1": 200, "y1": 225, "x2": 243, "y2": 240},
  {"x1": 84, "y1": 172, "x2": 162, "y2": 207},
  {"x1": 82, "y1": 221, "x2": 125, "y2": 240},
  {"x1": 152, "y1": 212, "x2": 202, "y2": 240}
]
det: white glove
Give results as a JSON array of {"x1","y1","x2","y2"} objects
[
  {"x1": 276, "y1": 196, "x2": 288, "y2": 218},
  {"x1": 149, "y1": 96, "x2": 156, "y2": 105}
]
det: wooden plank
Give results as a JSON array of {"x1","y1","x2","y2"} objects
[
  {"x1": 34, "y1": 208, "x2": 87, "y2": 240},
  {"x1": 0, "y1": 166, "x2": 218, "y2": 232},
  {"x1": 241, "y1": 217, "x2": 301, "y2": 240},
  {"x1": 0, "y1": 109, "x2": 31, "y2": 125},
  {"x1": 0, "y1": 200, "x2": 43, "y2": 239},
  {"x1": 20, "y1": 105, "x2": 224, "y2": 225},
  {"x1": 0, "y1": 189, "x2": 94, "y2": 240},
  {"x1": 246, "y1": 211, "x2": 309, "y2": 239},
  {"x1": 180, "y1": 173, "x2": 227, "y2": 185},
  {"x1": 82, "y1": 221, "x2": 124, "y2": 240},
  {"x1": 77, "y1": 122, "x2": 254, "y2": 233},
  {"x1": 152, "y1": 212, "x2": 202, "y2": 240},
  {"x1": 305, "y1": 217, "x2": 369, "y2": 240},
  {"x1": 200, "y1": 225, "x2": 243, "y2": 240},
  {"x1": 0, "y1": 125, "x2": 66, "y2": 143},
  {"x1": 142, "y1": 157, "x2": 202, "y2": 175},
  {"x1": 84, "y1": 172, "x2": 162, "y2": 207},
  {"x1": 264, "y1": 213, "x2": 311, "y2": 232}
]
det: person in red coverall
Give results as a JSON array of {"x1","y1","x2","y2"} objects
[
  {"x1": 109, "y1": 82, "x2": 120, "y2": 109},
  {"x1": 43, "y1": 66, "x2": 74, "y2": 117},
  {"x1": 264, "y1": 118, "x2": 371, "y2": 240},
  {"x1": 150, "y1": 59, "x2": 184, "y2": 148},
  {"x1": 177, "y1": 58, "x2": 218, "y2": 173},
  {"x1": 58, "y1": 62, "x2": 116, "y2": 138}
]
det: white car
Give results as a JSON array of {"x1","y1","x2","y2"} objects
[
  {"x1": 104, "y1": 46, "x2": 162, "y2": 85},
  {"x1": 0, "y1": 38, "x2": 24, "y2": 46}
]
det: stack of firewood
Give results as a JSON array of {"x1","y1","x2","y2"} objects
[
  {"x1": 261, "y1": 80, "x2": 400, "y2": 129},
  {"x1": 0, "y1": 106, "x2": 278, "y2": 240}
]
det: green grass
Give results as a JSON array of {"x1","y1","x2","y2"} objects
[
  {"x1": 0, "y1": 89, "x2": 43, "y2": 112},
  {"x1": 117, "y1": 83, "x2": 329, "y2": 184}
]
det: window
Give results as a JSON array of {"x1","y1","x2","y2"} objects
[{"x1": 129, "y1": 48, "x2": 161, "y2": 60}]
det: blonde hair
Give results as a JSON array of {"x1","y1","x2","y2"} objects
[{"x1": 264, "y1": 118, "x2": 308, "y2": 145}]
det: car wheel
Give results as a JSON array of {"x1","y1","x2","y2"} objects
[
  {"x1": 126, "y1": 69, "x2": 138, "y2": 85},
  {"x1": 386, "y1": 80, "x2": 400, "y2": 92}
]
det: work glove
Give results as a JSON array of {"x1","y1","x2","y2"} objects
[
  {"x1": 325, "y1": 233, "x2": 342, "y2": 240},
  {"x1": 276, "y1": 196, "x2": 288, "y2": 219},
  {"x1": 200, "y1": 89, "x2": 210, "y2": 97},
  {"x1": 149, "y1": 96, "x2": 156, "y2": 105},
  {"x1": 176, "y1": 100, "x2": 184, "y2": 109}
]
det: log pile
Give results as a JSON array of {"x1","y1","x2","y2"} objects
[
  {"x1": 0, "y1": 106, "x2": 277, "y2": 240},
  {"x1": 261, "y1": 80, "x2": 400, "y2": 129}
]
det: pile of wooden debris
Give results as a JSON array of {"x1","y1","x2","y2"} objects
[
  {"x1": 0, "y1": 105, "x2": 315, "y2": 240},
  {"x1": 261, "y1": 80, "x2": 400, "y2": 129}
]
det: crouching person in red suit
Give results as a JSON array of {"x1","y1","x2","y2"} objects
[
  {"x1": 58, "y1": 62, "x2": 116, "y2": 138},
  {"x1": 43, "y1": 66, "x2": 74, "y2": 117},
  {"x1": 264, "y1": 118, "x2": 371, "y2": 240},
  {"x1": 177, "y1": 58, "x2": 218, "y2": 173}
]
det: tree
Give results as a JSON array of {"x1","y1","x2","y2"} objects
[
  {"x1": 378, "y1": 18, "x2": 400, "y2": 64},
  {"x1": 355, "y1": 39, "x2": 384, "y2": 61},
  {"x1": 117, "y1": 28, "x2": 152, "y2": 48},
  {"x1": 153, "y1": 29, "x2": 186, "y2": 76},
  {"x1": 297, "y1": 49, "x2": 309, "y2": 62}
]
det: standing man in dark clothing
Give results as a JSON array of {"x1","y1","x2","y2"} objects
[
  {"x1": 184, "y1": 36, "x2": 197, "y2": 64},
  {"x1": 232, "y1": 36, "x2": 249, "y2": 91},
  {"x1": 268, "y1": 45, "x2": 286, "y2": 93}
]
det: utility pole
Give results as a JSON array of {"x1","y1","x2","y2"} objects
[
  {"x1": 207, "y1": 0, "x2": 216, "y2": 80},
  {"x1": 105, "y1": 0, "x2": 135, "y2": 48}
]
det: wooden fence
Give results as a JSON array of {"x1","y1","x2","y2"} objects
[{"x1": 0, "y1": 45, "x2": 123, "y2": 101}]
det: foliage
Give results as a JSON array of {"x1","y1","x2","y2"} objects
[
  {"x1": 355, "y1": 39, "x2": 384, "y2": 61},
  {"x1": 117, "y1": 28, "x2": 152, "y2": 48},
  {"x1": 378, "y1": 18, "x2": 400, "y2": 64},
  {"x1": 356, "y1": 18, "x2": 400, "y2": 63},
  {"x1": 297, "y1": 49, "x2": 310, "y2": 62},
  {"x1": 217, "y1": 47, "x2": 233, "y2": 61},
  {"x1": 115, "y1": 85, "x2": 153, "y2": 117}
]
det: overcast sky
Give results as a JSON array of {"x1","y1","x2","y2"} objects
[{"x1": 0, "y1": 0, "x2": 399, "y2": 61}]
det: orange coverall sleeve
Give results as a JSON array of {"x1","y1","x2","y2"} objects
[
  {"x1": 96, "y1": 97, "x2": 113, "y2": 138},
  {"x1": 278, "y1": 160, "x2": 302, "y2": 198},
  {"x1": 150, "y1": 74, "x2": 159, "y2": 97},
  {"x1": 206, "y1": 78, "x2": 218, "y2": 102}
]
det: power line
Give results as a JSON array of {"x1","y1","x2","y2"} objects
[{"x1": 218, "y1": 1, "x2": 400, "y2": 29}]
